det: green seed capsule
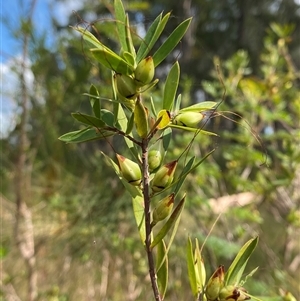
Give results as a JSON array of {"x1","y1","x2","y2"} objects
[
  {"x1": 148, "y1": 149, "x2": 162, "y2": 171},
  {"x1": 152, "y1": 193, "x2": 175, "y2": 225},
  {"x1": 116, "y1": 154, "x2": 141, "y2": 186},
  {"x1": 219, "y1": 286, "x2": 250, "y2": 301},
  {"x1": 134, "y1": 56, "x2": 155, "y2": 86},
  {"x1": 205, "y1": 265, "x2": 225, "y2": 301},
  {"x1": 151, "y1": 160, "x2": 177, "y2": 192},
  {"x1": 115, "y1": 73, "x2": 137, "y2": 98},
  {"x1": 173, "y1": 111, "x2": 204, "y2": 128}
]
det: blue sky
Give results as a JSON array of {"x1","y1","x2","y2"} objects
[{"x1": 0, "y1": 0, "x2": 83, "y2": 137}]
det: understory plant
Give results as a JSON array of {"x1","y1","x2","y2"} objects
[{"x1": 59, "y1": 1, "x2": 296, "y2": 300}]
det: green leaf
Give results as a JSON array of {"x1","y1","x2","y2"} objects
[
  {"x1": 136, "y1": 12, "x2": 170, "y2": 63},
  {"x1": 114, "y1": 0, "x2": 127, "y2": 52},
  {"x1": 91, "y1": 48, "x2": 134, "y2": 75},
  {"x1": 71, "y1": 113, "x2": 106, "y2": 128},
  {"x1": 168, "y1": 124, "x2": 219, "y2": 136},
  {"x1": 179, "y1": 101, "x2": 218, "y2": 113},
  {"x1": 89, "y1": 84, "x2": 101, "y2": 118},
  {"x1": 72, "y1": 26, "x2": 105, "y2": 49},
  {"x1": 174, "y1": 156, "x2": 194, "y2": 197},
  {"x1": 153, "y1": 18, "x2": 192, "y2": 67},
  {"x1": 151, "y1": 194, "x2": 186, "y2": 249},
  {"x1": 156, "y1": 239, "x2": 168, "y2": 299},
  {"x1": 174, "y1": 94, "x2": 182, "y2": 113},
  {"x1": 101, "y1": 109, "x2": 115, "y2": 127},
  {"x1": 134, "y1": 99, "x2": 148, "y2": 138},
  {"x1": 224, "y1": 236, "x2": 259, "y2": 286},
  {"x1": 163, "y1": 61, "x2": 180, "y2": 111},
  {"x1": 187, "y1": 236, "x2": 198, "y2": 297},
  {"x1": 101, "y1": 152, "x2": 146, "y2": 243},
  {"x1": 122, "y1": 51, "x2": 135, "y2": 67},
  {"x1": 125, "y1": 14, "x2": 136, "y2": 58},
  {"x1": 194, "y1": 238, "x2": 206, "y2": 292},
  {"x1": 58, "y1": 128, "x2": 114, "y2": 143}
]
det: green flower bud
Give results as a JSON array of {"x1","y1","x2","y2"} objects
[
  {"x1": 134, "y1": 56, "x2": 155, "y2": 86},
  {"x1": 205, "y1": 265, "x2": 225, "y2": 301},
  {"x1": 152, "y1": 193, "x2": 175, "y2": 225},
  {"x1": 134, "y1": 99, "x2": 149, "y2": 138},
  {"x1": 116, "y1": 154, "x2": 141, "y2": 186},
  {"x1": 151, "y1": 160, "x2": 177, "y2": 192},
  {"x1": 173, "y1": 111, "x2": 204, "y2": 128},
  {"x1": 282, "y1": 291, "x2": 297, "y2": 301},
  {"x1": 219, "y1": 285, "x2": 250, "y2": 301},
  {"x1": 115, "y1": 73, "x2": 137, "y2": 98},
  {"x1": 148, "y1": 149, "x2": 162, "y2": 171}
]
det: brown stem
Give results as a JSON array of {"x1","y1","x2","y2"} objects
[{"x1": 141, "y1": 138, "x2": 162, "y2": 301}]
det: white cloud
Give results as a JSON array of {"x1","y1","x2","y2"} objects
[{"x1": 0, "y1": 56, "x2": 34, "y2": 138}]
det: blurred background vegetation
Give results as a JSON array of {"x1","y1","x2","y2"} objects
[{"x1": 1, "y1": 0, "x2": 299, "y2": 300}]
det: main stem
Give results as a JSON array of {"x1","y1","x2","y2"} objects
[{"x1": 141, "y1": 138, "x2": 162, "y2": 301}]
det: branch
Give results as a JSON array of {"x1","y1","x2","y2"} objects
[{"x1": 141, "y1": 138, "x2": 162, "y2": 301}]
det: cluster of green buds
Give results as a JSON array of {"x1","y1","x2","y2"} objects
[
  {"x1": 114, "y1": 56, "x2": 155, "y2": 110},
  {"x1": 206, "y1": 266, "x2": 250, "y2": 301}
]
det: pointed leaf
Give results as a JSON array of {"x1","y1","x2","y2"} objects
[
  {"x1": 224, "y1": 236, "x2": 259, "y2": 286},
  {"x1": 136, "y1": 12, "x2": 170, "y2": 63},
  {"x1": 187, "y1": 236, "x2": 198, "y2": 297},
  {"x1": 122, "y1": 51, "x2": 135, "y2": 67},
  {"x1": 71, "y1": 113, "x2": 106, "y2": 128},
  {"x1": 194, "y1": 238, "x2": 206, "y2": 291},
  {"x1": 91, "y1": 48, "x2": 134, "y2": 75},
  {"x1": 101, "y1": 109, "x2": 115, "y2": 127},
  {"x1": 151, "y1": 194, "x2": 186, "y2": 249},
  {"x1": 156, "y1": 239, "x2": 168, "y2": 299},
  {"x1": 89, "y1": 84, "x2": 101, "y2": 118},
  {"x1": 179, "y1": 101, "x2": 218, "y2": 113},
  {"x1": 153, "y1": 18, "x2": 192, "y2": 67},
  {"x1": 134, "y1": 99, "x2": 148, "y2": 138},
  {"x1": 72, "y1": 26, "x2": 105, "y2": 49},
  {"x1": 173, "y1": 156, "x2": 194, "y2": 197},
  {"x1": 163, "y1": 61, "x2": 180, "y2": 110},
  {"x1": 125, "y1": 14, "x2": 136, "y2": 57},
  {"x1": 58, "y1": 128, "x2": 114, "y2": 143},
  {"x1": 114, "y1": 0, "x2": 127, "y2": 52},
  {"x1": 168, "y1": 124, "x2": 219, "y2": 136}
]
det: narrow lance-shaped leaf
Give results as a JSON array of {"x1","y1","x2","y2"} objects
[
  {"x1": 134, "y1": 99, "x2": 148, "y2": 138},
  {"x1": 151, "y1": 194, "x2": 186, "y2": 249},
  {"x1": 178, "y1": 101, "x2": 218, "y2": 113},
  {"x1": 153, "y1": 18, "x2": 192, "y2": 67},
  {"x1": 114, "y1": 0, "x2": 128, "y2": 52},
  {"x1": 91, "y1": 48, "x2": 134, "y2": 75},
  {"x1": 71, "y1": 112, "x2": 106, "y2": 128},
  {"x1": 89, "y1": 84, "x2": 101, "y2": 118},
  {"x1": 136, "y1": 12, "x2": 170, "y2": 63},
  {"x1": 72, "y1": 26, "x2": 105, "y2": 49},
  {"x1": 58, "y1": 127, "x2": 114, "y2": 144},
  {"x1": 163, "y1": 61, "x2": 180, "y2": 111},
  {"x1": 125, "y1": 14, "x2": 136, "y2": 58},
  {"x1": 224, "y1": 236, "x2": 259, "y2": 286},
  {"x1": 187, "y1": 236, "x2": 198, "y2": 297},
  {"x1": 156, "y1": 239, "x2": 168, "y2": 299},
  {"x1": 194, "y1": 238, "x2": 206, "y2": 292}
]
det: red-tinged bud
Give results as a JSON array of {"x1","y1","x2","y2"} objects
[
  {"x1": 152, "y1": 193, "x2": 175, "y2": 225},
  {"x1": 151, "y1": 160, "x2": 178, "y2": 192},
  {"x1": 148, "y1": 149, "x2": 162, "y2": 171},
  {"x1": 134, "y1": 56, "x2": 155, "y2": 86},
  {"x1": 205, "y1": 265, "x2": 225, "y2": 301},
  {"x1": 219, "y1": 285, "x2": 250, "y2": 301},
  {"x1": 115, "y1": 73, "x2": 137, "y2": 98},
  {"x1": 116, "y1": 154, "x2": 142, "y2": 186},
  {"x1": 173, "y1": 111, "x2": 204, "y2": 128}
]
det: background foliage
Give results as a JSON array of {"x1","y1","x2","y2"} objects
[{"x1": 1, "y1": 0, "x2": 299, "y2": 300}]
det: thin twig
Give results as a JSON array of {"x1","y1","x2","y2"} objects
[{"x1": 141, "y1": 138, "x2": 162, "y2": 301}]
